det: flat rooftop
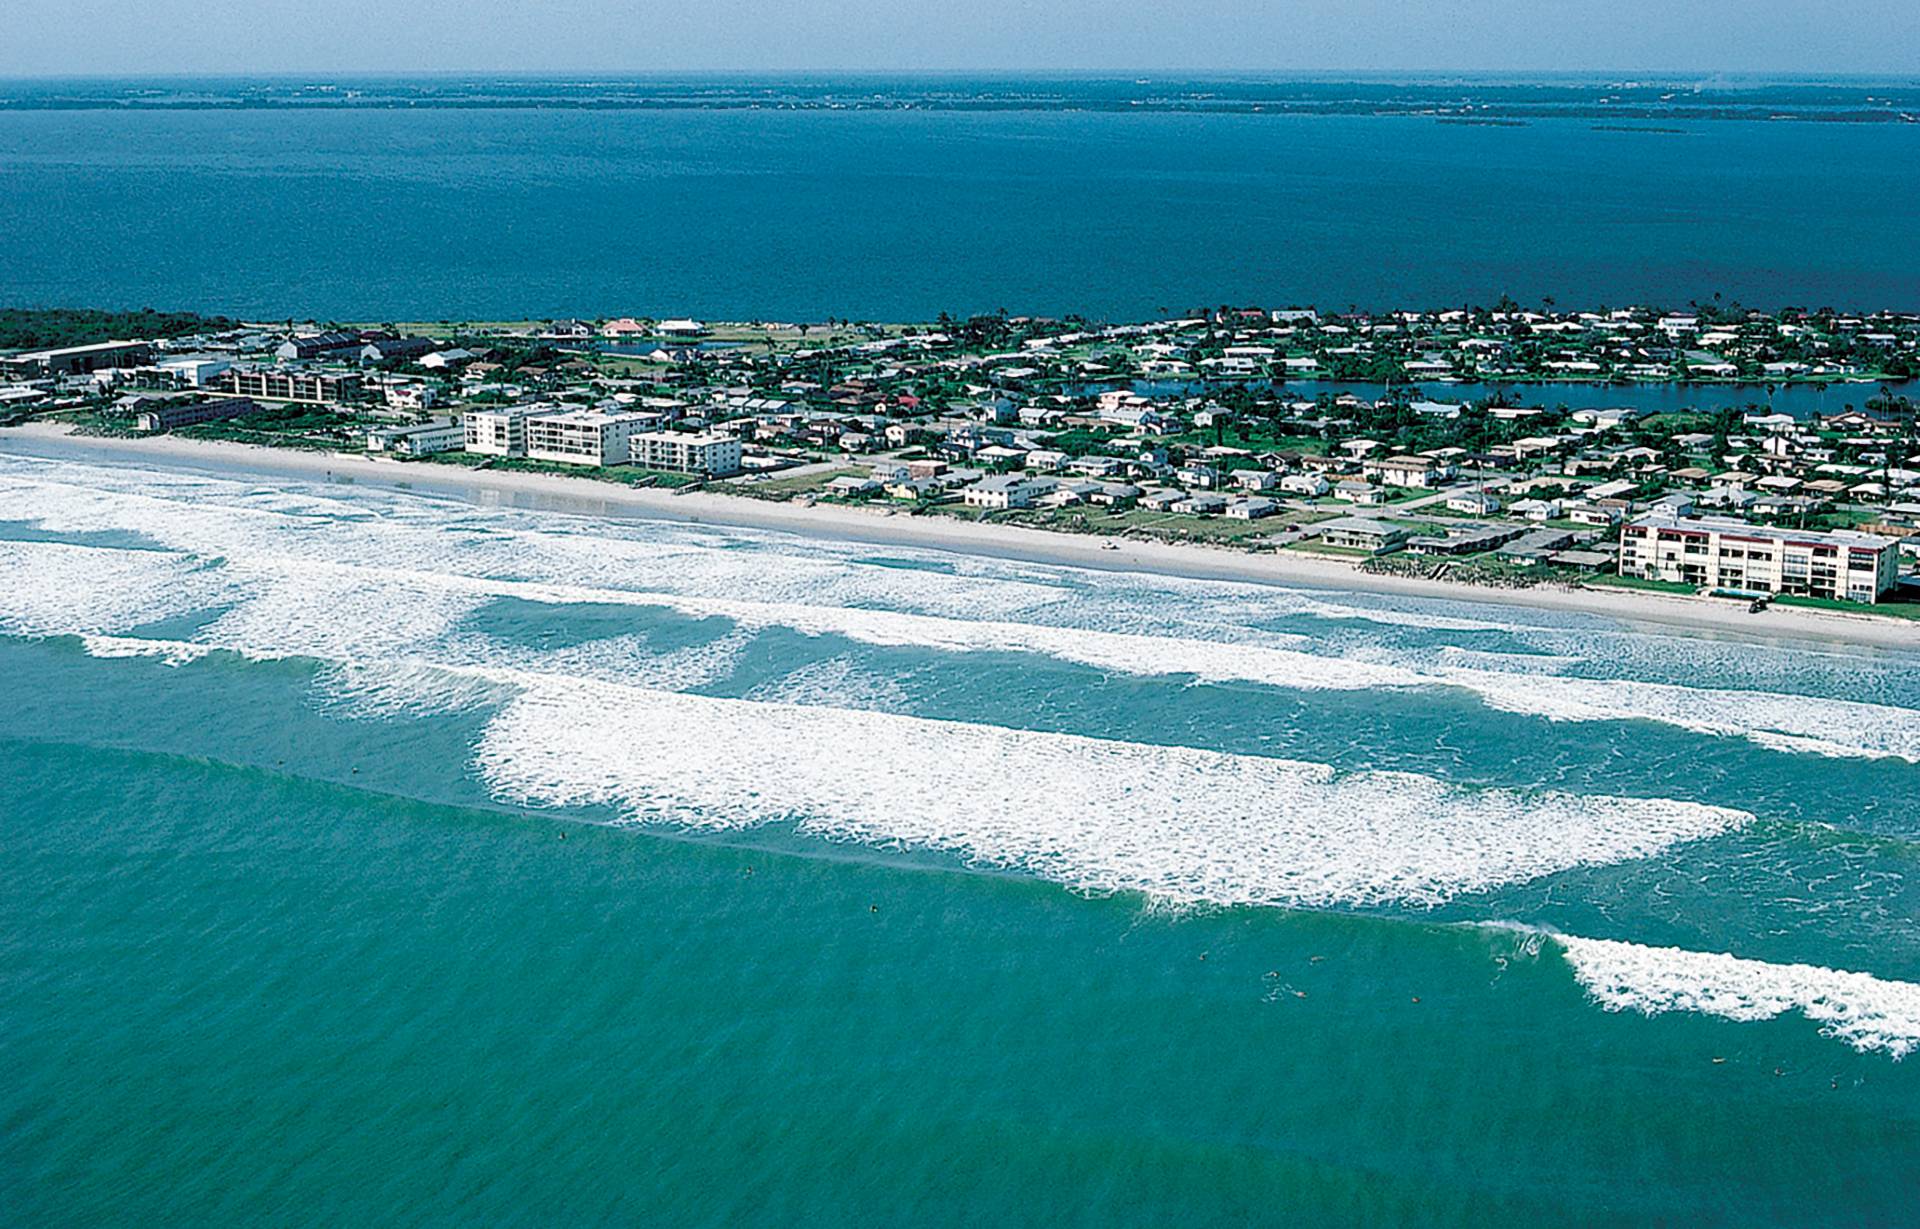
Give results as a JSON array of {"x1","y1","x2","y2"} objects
[{"x1": 1630, "y1": 512, "x2": 1897, "y2": 550}]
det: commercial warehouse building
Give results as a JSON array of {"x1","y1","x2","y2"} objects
[
  {"x1": 275, "y1": 332, "x2": 362, "y2": 361},
  {"x1": 1618, "y1": 512, "x2": 1900, "y2": 603},
  {"x1": 6, "y1": 340, "x2": 154, "y2": 377}
]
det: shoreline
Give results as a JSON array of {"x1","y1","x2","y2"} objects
[{"x1": 3, "y1": 422, "x2": 1915, "y2": 649}]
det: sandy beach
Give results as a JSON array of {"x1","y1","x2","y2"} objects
[{"x1": 3, "y1": 421, "x2": 1915, "y2": 649}]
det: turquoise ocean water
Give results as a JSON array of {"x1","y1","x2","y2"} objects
[
  {"x1": 1, "y1": 442, "x2": 1917, "y2": 1225},
  {"x1": 2, "y1": 76, "x2": 1919, "y2": 318}
]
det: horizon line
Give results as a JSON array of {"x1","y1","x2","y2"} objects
[{"x1": 6, "y1": 67, "x2": 1919, "y2": 83}]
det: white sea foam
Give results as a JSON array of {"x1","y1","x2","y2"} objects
[
  {"x1": 0, "y1": 455, "x2": 1607, "y2": 635},
  {"x1": 0, "y1": 540, "x2": 229, "y2": 636},
  {"x1": 78, "y1": 634, "x2": 219, "y2": 666},
  {"x1": 202, "y1": 560, "x2": 494, "y2": 661},
  {"x1": 45, "y1": 626, "x2": 1756, "y2": 907},
  {"x1": 470, "y1": 673, "x2": 1752, "y2": 908},
  {"x1": 3, "y1": 460, "x2": 1917, "y2": 762},
  {"x1": 4, "y1": 526, "x2": 1917, "y2": 762},
  {"x1": 1557, "y1": 934, "x2": 1920, "y2": 1058},
  {"x1": 53, "y1": 621, "x2": 1920, "y2": 1056},
  {"x1": 745, "y1": 654, "x2": 916, "y2": 712},
  {"x1": 439, "y1": 627, "x2": 758, "y2": 694},
  {"x1": 1452, "y1": 669, "x2": 1920, "y2": 763},
  {"x1": 0, "y1": 463, "x2": 1084, "y2": 623}
]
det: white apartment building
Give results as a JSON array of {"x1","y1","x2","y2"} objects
[
  {"x1": 630, "y1": 431, "x2": 743, "y2": 476},
  {"x1": 526, "y1": 410, "x2": 653, "y2": 466},
  {"x1": 1618, "y1": 513, "x2": 1900, "y2": 603},
  {"x1": 1363, "y1": 454, "x2": 1456, "y2": 488},
  {"x1": 464, "y1": 408, "x2": 530, "y2": 457},
  {"x1": 366, "y1": 418, "x2": 465, "y2": 457}
]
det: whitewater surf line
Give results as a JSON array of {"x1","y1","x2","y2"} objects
[
  {"x1": 70, "y1": 633, "x2": 1751, "y2": 909},
  {"x1": 1555, "y1": 934, "x2": 1920, "y2": 1059},
  {"x1": 4, "y1": 531, "x2": 1918, "y2": 762},
  {"x1": 64, "y1": 633, "x2": 1918, "y2": 1057}
]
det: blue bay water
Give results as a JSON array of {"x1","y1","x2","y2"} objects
[
  {"x1": 1, "y1": 442, "x2": 1919, "y2": 1225},
  {"x1": 1, "y1": 88, "x2": 1918, "y2": 318}
]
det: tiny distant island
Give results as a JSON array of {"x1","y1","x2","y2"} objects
[{"x1": 2, "y1": 300, "x2": 1917, "y2": 618}]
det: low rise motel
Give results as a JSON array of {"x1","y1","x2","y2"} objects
[{"x1": 1619, "y1": 513, "x2": 1900, "y2": 603}]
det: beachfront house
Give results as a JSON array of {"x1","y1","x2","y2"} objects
[
  {"x1": 1225, "y1": 497, "x2": 1279, "y2": 520},
  {"x1": 963, "y1": 475, "x2": 1052, "y2": 510},
  {"x1": 1171, "y1": 492, "x2": 1229, "y2": 515},
  {"x1": 1312, "y1": 516, "x2": 1411, "y2": 554},
  {"x1": 1510, "y1": 498, "x2": 1562, "y2": 521},
  {"x1": 1334, "y1": 480, "x2": 1385, "y2": 505},
  {"x1": 826, "y1": 475, "x2": 883, "y2": 497}
]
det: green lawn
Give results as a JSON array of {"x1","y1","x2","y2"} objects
[
  {"x1": 1064, "y1": 507, "x2": 1290, "y2": 542},
  {"x1": 1771, "y1": 593, "x2": 1920, "y2": 620}
]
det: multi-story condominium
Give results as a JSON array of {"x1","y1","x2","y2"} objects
[
  {"x1": 630, "y1": 430, "x2": 743, "y2": 476},
  {"x1": 464, "y1": 408, "x2": 531, "y2": 457},
  {"x1": 524, "y1": 410, "x2": 652, "y2": 466},
  {"x1": 221, "y1": 367, "x2": 363, "y2": 405},
  {"x1": 1618, "y1": 512, "x2": 1900, "y2": 603}
]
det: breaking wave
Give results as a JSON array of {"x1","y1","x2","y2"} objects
[
  {"x1": 4, "y1": 529, "x2": 1916, "y2": 762},
  {"x1": 1556, "y1": 934, "x2": 1920, "y2": 1058},
  {"x1": 468, "y1": 670, "x2": 1752, "y2": 909},
  {"x1": 6, "y1": 453, "x2": 1916, "y2": 1060},
  {"x1": 61, "y1": 632, "x2": 1753, "y2": 909}
]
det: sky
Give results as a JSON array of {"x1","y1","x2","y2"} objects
[{"x1": 6, "y1": 0, "x2": 1920, "y2": 77}]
